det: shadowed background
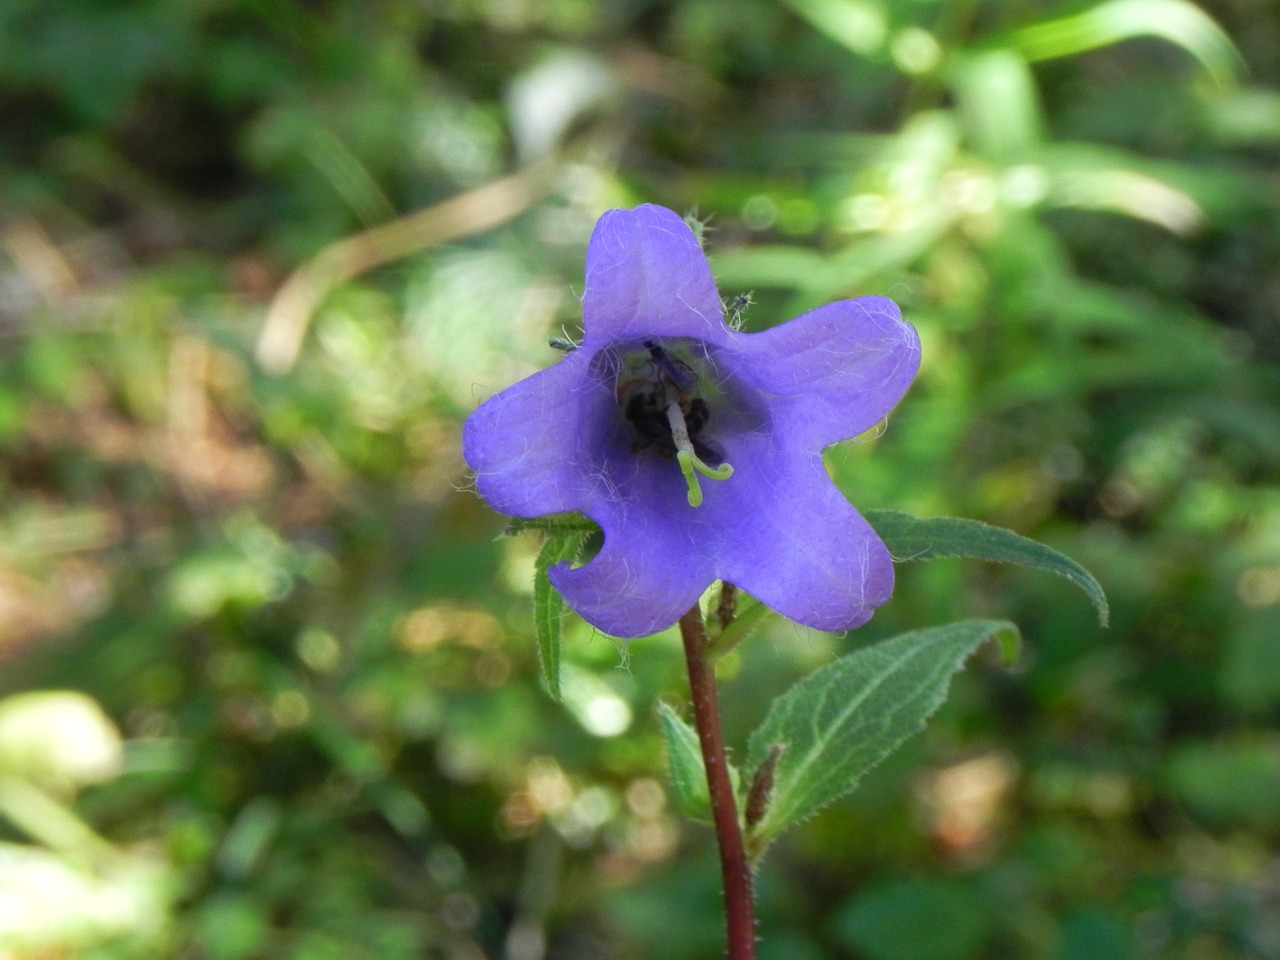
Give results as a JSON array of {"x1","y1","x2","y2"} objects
[{"x1": 1, "y1": 1, "x2": 1278, "y2": 957}]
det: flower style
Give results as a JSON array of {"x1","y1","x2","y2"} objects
[{"x1": 464, "y1": 205, "x2": 921, "y2": 639}]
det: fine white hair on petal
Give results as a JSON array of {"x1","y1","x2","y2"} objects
[{"x1": 464, "y1": 203, "x2": 920, "y2": 638}]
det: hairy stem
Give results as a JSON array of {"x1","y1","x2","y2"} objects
[{"x1": 679, "y1": 605, "x2": 756, "y2": 960}]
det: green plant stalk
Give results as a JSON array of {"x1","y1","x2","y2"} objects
[
  {"x1": 679, "y1": 605, "x2": 756, "y2": 960},
  {"x1": 0, "y1": 775, "x2": 116, "y2": 866}
]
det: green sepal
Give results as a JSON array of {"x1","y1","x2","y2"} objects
[
  {"x1": 506, "y1": 513, "x2": 600, "y2": 536},
  {"x1": 708, "y1": 593, "x2": 776, "y2": 657},
  {"x1": 533, "y1": 529, "x2": 591, "y2": 701},
  {"x1": 866, "y1": 510, "x2": 1109, "y2": 627}
]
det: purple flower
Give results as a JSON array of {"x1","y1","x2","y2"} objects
[{"x1": 464, "y1": 205, "x2": 921, "y2": 639}]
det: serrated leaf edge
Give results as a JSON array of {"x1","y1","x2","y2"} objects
[
  {"x1": 533, "y1": 531, "x2": 589, "y2": 700},
  {"x1": 867, "y1": 510, "x2": 1110, "y2": 627},
  {"x1": 746, "y1": 619, "x2": 1018, "y2": 856}
]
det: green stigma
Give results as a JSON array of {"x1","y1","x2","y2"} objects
[
  {"x1": 677, "y1": 450, "x2": 735, "y2": 507},
  {"x1": 666, "y1": 401, "x2": 734, "y2": 508}
]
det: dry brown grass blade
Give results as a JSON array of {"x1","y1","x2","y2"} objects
[{"x1": 255, "y1": 158, "x2": 559, "y2": 375}]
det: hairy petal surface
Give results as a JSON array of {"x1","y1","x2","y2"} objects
[
  {"x1": 736, "y1": 297, "x2": 920, "y2": 450},
  {"x1": 582, "y1": 205, "x2": 730, "y2": 348},
  {"x1": 710, "y1": 434, "x2": 894, "y2": 632},
  {"x1": 465, "y1": 204, "x2": 922, "y2": 639},
  {"x1": 548, "y1": 514, "x2": 714, "y2": 639},
  {"x1": 462, "y1": 352, "x2": 605, "y2": 518},
  {"x1": 546, "y1": 421, "x2": 722, "y2": 637}
]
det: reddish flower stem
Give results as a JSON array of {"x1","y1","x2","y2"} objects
[{"x1": 678, "y1": 604, "x2": 756, "y2": 960}]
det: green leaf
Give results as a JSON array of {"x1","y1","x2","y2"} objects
[
  {"x1": 656, "y1": 702, "x2": 742, "y2": 823},
  {"x1": 1037, "y1": 144, "x2": 1205, "y2": 236},
  {"x1": 1203, "y1": 85, "x2": 1280, "y2": 146},
  {"x1": 1034, "y1": 142, "x2": 1257, "y2": 229},
  {"x1": 951, "y1": 49, "x2": 1045, "y2": 163},
  {"x1": 780, "y1": 0, "x2": 887, "y2": 56},
  {"x1": 709, "y1": 245, "x2": 829, "y2": 291},
  {"x1": 533, "y1": 530, "x2": 590, "y2": 700},
  {"x1": 1006, "y1": 0, "x2": 1243, "y2": 88},
  {"x1": 866, "y1": 510, "x2": 1109, "y2": 627},
  {"x1": 832, "y1": 877, "x2": 994, "y2": 960},
  {"x1": 744, "y1": 620, "x2": 1018, "y2": 855},
  {"x1": 656, "y1": 702, "x2": 712, "y2": 822},
  {"x1": 1163, "y1": 735, "x2": 1280, "y2": 829}
]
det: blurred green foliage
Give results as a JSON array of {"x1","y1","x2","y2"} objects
[{"x1": 1, "y1": 0, "x2": 1278, "y2": 957}]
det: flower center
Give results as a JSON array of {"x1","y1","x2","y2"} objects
[{"x1": 617, "y1": 341, "x2": 734, "y2": 507}]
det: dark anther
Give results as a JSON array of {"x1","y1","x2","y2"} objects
[
  {"x1": 685, "y1": 397, "x2": 710, "y2": 436},
  {"x1": 645, "y1": 341, "x2": 696, "y2": 392},
  {"x1": 620, "y1": 345, "x2": 717, "y2": 463},
  {"x1": 625, "y1": 390, "x2": 675, "y2": 454}
]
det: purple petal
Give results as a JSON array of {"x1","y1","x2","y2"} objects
[
  {"x1": 711, "y1": 441, "x2": 894, "y2": 632},
  {"x1": 466, "y1": 204, "x2": 922, "y2": 640},
  {"x1": 734, "y1": 297, "x2": 920, "y2": 450},
  {"x1": 544, "y1": 384, "x2": 726, "y2": 637},
  {"x1": 548, "y1": 514, "x2": 713, "y2": 639},
  {"x1": 582, "y1": 205, "x2": 729, "y2": 348},
  {"x1": 463, "y1": 352, "x2": 606, "y2": 518}
]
